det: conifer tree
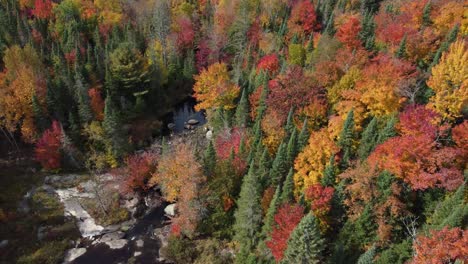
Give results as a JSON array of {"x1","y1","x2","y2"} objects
[
  {"x1": 358, "y1": 117, "x2": 379, "y2": 160},
  {"x1": 324, "y1": 13, "x2": 335, "y2": 36},
  {"x1": 32, "y1": 93, "x2": 48, "y2": 132},
  {"x1": 360, "y1": 12, "x2": 376, "y2": 50},
  {"x1": 234, "y1": 161, "x2": 263, "y2": 262},
  {"x1": 425, "y1": 184, "x2": 467, "y2": 230},
  {"x1": 422, "y1": 1, "x2": 432, "y2": 27},
  {"x1": 430, "y1": 24, "x2": 459, "y2": 68},
  {"x1": 103, "y1": 95, "x2": 126, "y2": 159},
  {"x1": 282, "y1": 213, "x2": 325, "y2": 264},
  {"x1": 321, "y1": 156, "x2": 337, "y2": 187},
  {"x1": 357, "y1": 245, "x2": 376, "y2": 264},
  {"x1": 269, "y1": 142, "x2": 288, "y2": 186},
  {"x1": 74, "y1": 70, "x2": 93, "y2": 123},
  {"x1": 258, "y1": 148, "x2": 272, "y2": 188},
  {"x1": 286, "y1": 129, "x2": 298, "y2": 165},
  {"x1": 395, "y1": 35, "x2": 407, "y2": 58},
  {"x1": 261, "y1": 185, "x2": 281, "y2": 238},
  {"x1": 204, "y1": 140, "x2": 217, "y2": 177},
  {"x1": 280, "y1": 168, "x2": 295, "y2": 204},
  {"x1": 298, "y1": 118, "x2": 310, "y2": 151},
  {"x1": 235, "y1": 88, "x2": 250, "y2": 128},
  {"x1": 376, "y1": 115, "x2": 396, "y2": 145},
  {"x1": 338, "y1": 110, "x2": 355, "y2": 167},
  {"x1": 285, "y1": 107, "x2": 295, "y2": 135}
]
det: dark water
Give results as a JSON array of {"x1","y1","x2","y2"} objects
[
  {"x1": 163, "y1": 97, "x2": 207, "y2": 134},
  {"x1": 74, "y1": 204, "x2": 169, "y2": 264}
]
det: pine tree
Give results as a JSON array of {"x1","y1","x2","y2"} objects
[
  {"x1": 258, "y1": 148, "x2": 272, "y2": 188},
  {"x1": 321, "y1": 156, "x2": 337, "y2": 187},
  {"x1": 360, "y1": 0, "x2": 382, "y2": 14},
  {"x1": 234, "y1": 161, "x2": 263, "y2": 262},
  {"x1": 338, "y1": 110, "x2": 355, "y2": 167},
  {"x1": 298, "y1": 118, "x2": 310, "y2": 151},
  {"x1": 395, "y1": 35, "x2": 407, "y2": 58},
  {"x1": 235, "y1": 88, "x2": 250, "y2": 127},
  {"x1": 357, "y1": 245, "x2": 376, "y2": 264},
  {"x1": 286, "y1": 129, "x2": 298, "y2": 165},
  {"x1": 254, "y1": 78, "x2": 269, "y2": 130},
  {"x1": 103, "y1": 95, "x2": 126, "y2": 159},
  {"x1": 360, "y1": 12, "x2": 376, "y2": 51},
  {"x1": 269, "y1": 143, "x2": 288, "y2": 186},
  {"x1": 422, "y1": 1, "x2": 432, "y2": 27},
  {"x1": 376, "y1": 115, "x2": 396, "y2": 145},
  {"x1": 261, "y1": 185, "x2": 281, "y2": 237},
  {"x1": 280, "y1": 168, "x2": 295, "y2": 204},
  {"x1": 285, "y1": 107, "x2": 295, "y2": 135},
  {"x1": 425, "y1": 184, "x2": 467, "y2": 230},
  {"x1": 74, "y1": 70, "x2": 93, "y2": 123},
  {"x1": 358, "y1": 117, "x2": 379, "y2": 160},
  {"x1": 204, "y1": 140, "x2": 217, "y2": 177},
  {"x1": 282, "y1": 213, "x2": 325, "y2": 264}
]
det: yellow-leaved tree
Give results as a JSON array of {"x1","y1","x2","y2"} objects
[
  {"x1": 427, "y1": 40, "x2": 468, "y2": 120},
  {"x1": 294, "y1": 129, "x2": 339, "y2": 194},
  {"x1": 193, "y1": 62, "x2": 240, "y2": 111}
]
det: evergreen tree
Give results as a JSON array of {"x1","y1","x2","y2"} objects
[
  {"x1": 376, "y1": 116, "x2": 396, "y2": 145},
  {"x1": 425, "y1": 184, "x2": 467, "y2": 230},
  {"x1": 258, "y1": 148, "x2": 272, "y2": 188},
  {"x1": 422, "y1": 1, "x2": 432, "y2": 27},
  {"x1": 261, "y1": 185, "x2": 281, "y2": 238},
  {"x1": 280, "y1": 168, "x2": 295, "y2": 204},
  {"x1": 395, "y1": 35, "x2": 407, "y2": 58},
  {"x1": 357, "y1": 245, "x2": 376, "y2": 264},
  {"x1": 103, "y1": 95, "x2": 126, "y2": 159},
  {"x1": 324, "y1": 13, "x2": 335, "y2": 36},
  {"x1": 360, "y1": 12, "x2": 376, "y2": 50},
  {"x1": 338, "y1": 110, "x2": 355, "y2": 167},
  {"x1": 204, "y1": 140, "x2": 217, "y2": 177},
  {"x1": 360, "y1": 0, "x2": 382, "y2": 14},
  {"x1": 74, "y1": 70, "x2": 93, "y2": 123},
  {"x1": 298, "y1": 118, "x2": 310, "y2": 150},
  {"x1": 430, "y1": 24, "x2": 459, "y2": 68},
  {"x1": 286, "y1": 129, "x2": 298, "y2": 165},
  {"x1": 32, "y1": 93, "x2": 48, "y2": 132},
  {"x1": 358, "y1": 117, "x2": 379, "y2": 160},
  {"x1": 234, "y1": 161, "x2": 263, "y2": 262},
  {"x1": 235, "y1": 88, "x2": 250, "y2": 127},
  {"x1": 282, "y1": 213, "x2": 325, "y2": 264},
  {"x1": 285, "y1": 107, "x2": 295, "y2": 135},
  {"x1": 269, "y1": 143, "x2": 288, "y2": 186},
  {"x1": 254, "y1": 78, "x2": 269, "y2": 131},
  {"x1": 321, "y1": 156, "x2": 337, "y2": 187}
]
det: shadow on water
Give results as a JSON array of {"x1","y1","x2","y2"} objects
[{"x1": 74, "y1": 203, "x2": 169, "y2": 264}]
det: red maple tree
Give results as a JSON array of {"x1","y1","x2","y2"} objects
[{"x1": 35, "y1": 120, "x2": 62, "y2": 170}]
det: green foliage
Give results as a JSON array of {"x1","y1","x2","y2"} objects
[
  {"x1": 358, "y1": 117, "x2": 379, "y2": 160},
  {"x1": 430, "y1": 24, "x2": 459, "y2": 68},
  {"x1": 338, "y1": 110, "x2": 355, "y2": 167},
  {"x1": 234, "y1": 162, "x2": 263, "y2": 257},
  {"x1": 269, "y1": 143, "x2": 289, "y2": 186},
  {"x1": 425, "y1": 184, "x2": 467, "y2": 230},
  {"x1": 162, "y1": 236, "x2": 197, "y2": 264},
  {"x1": 298, "y1": 119, "x2": 310, "y2": 150},
  {"x1": 282, "y1": 213, "x2": 324, "y2": 264},
  {"x1": 17, "y1": 240, "x2": 69, "y2": 264},
  {"x1": 288, "y1": 43, "x2": 306, "y2": 66},
  {"x1": 395, "y1": 35, "x2": 407, "y2": 59},
  {"x1": 375, "y1": 239, "x2": 412, "y2": 264},
  {"x1": 376, "y1": 115, "x2": 397, "y2": 145},
  {"x1": 280, "y1": 168, "x2": 295, "y2": 204},
  {"x1": 286, "y1": 129, "x2": 298, "y2": 165},
  {"x1": 321, "y1": 156, "x2": 337, "y2": 187},
  {"x1": 359, "y1": 12, "x2": 376, "y2": 50},
  {"x1": 204, "y1": 140, "x2": 217, "y2": 177},
  {"x1": 74, "y1": 70, "x2": 93, "y2": 123},
  {"x1": 235, "y1": 88, "x2": 250, "y2": 127},
  {"x1": 357, "y1": 245, "x2": 376, "y2": 264}
]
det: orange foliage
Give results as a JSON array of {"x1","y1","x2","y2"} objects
[
  {"x1": 336, "y1": 15, "x2": 362, "y2": 49},
  {"x1": 287, "y1": 0, "x2": 320, "y2": 39}
]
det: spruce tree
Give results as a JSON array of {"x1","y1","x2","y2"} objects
[
  {"x1": 430, "y1": 24, "x2": 459, "y2": 68},
  {"x1": 358, "y1": 117, "x2": 379, "y2": 160},
  {"x1": 376, "y1": 115, "x2": 396, "y2": 145},
  {"x1": 422, "y1": 1, "x2": 432, "y2": 26},
  {"x1": 261, "y1": 185, "x2": 281, "y2": 238},
  {"x1": 103, "y1": 95, "x2": 126, "y2": 159},
  {"x1": 234, "y1": 162, "x2": 263, "y2": 262},
  {"x1": 395, "y1": 35, "x2": 407, "y2": 58},
  {"x1": 282, "y1": 213, "x2": 325, "y2": 264},
  {"x1": 286, "y1": 129, "x2": 298, "y2": 165},
  {"x1": 324, "y1": 13, "x2": 335, "y2": 36},
  {"x1": 235, "y1": 88, "x2": 250, "y2": 128},
  {"x1": 285, "y1": 107, "x2": 295, "y2": 135},
  {"x1": 74, "y1": 70, "x2": 93, "y2": 123},
  {"x1": 269, "y1": 142, "x2": 288, "y2": 186},
  {"x1": 321, "y1": 156, "x2": 337, "y2": 187},
  {"x1": 258, "y1": 148, "x2": 272, "y2": 188},
  {"x1": 298, "y1": 118, "x2": 310, "y2": 151},
  {"x1": 357, "y1": 245, "x2": 376, "y2": 264},
  {"x1": 280, "y1": 168, "x2": 295, "y2": 204},
  {"x1": 338, "y1": 110, "x2": 355, "y2": 167},
  {"x1": 203, "y1": 140, "x2": 217, "y2": 178},
  {"x1": 425, "y1": 184, "x2": 467, "y2": 230},
  {"x1": 360, "y1": 12, "x2": 376, "y2": 50}
]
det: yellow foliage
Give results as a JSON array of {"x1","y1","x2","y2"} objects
[
  {"x1": 294, "y1": 129, "x2": 339, "y2": 194},
  {"x1": 146, "y1": 40, "x2": 169, "y2": 85},
  {"x1": 94, "y1": 0, "x2": 123, "y2": 25},
  {"x1": 193, "y1": 62, "x2": 240, "y2": 111},
  {"x1": 328, "y1": 66, "x2": 361, "y2": 107},
  {"x1": 432, "y1": 2, "x2": 467, "y2": 36},
  {"x1": 427, "y1": 40, "x2": 468, "y2": 120}
]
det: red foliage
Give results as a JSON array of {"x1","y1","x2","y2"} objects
[
  {"x1": 398, "y1": 105, "x2": 440, "y2": 138},
  {"x1": 257, "y1": 54, "x2": 280, "y2": 75},
  {"x1": 88, "y1": 88, "x2": 104, "y2": 121},
  {"x1": 375, "y1": 10, "x2": 418, "y2": 51},
  {"x1": 170, "y1": 224, "x2": 181, "y2": 237},
  {"x1": 336, "y1": 16, "x2": 362, "y2": 49},
  {"x1": 452, "y1": 120, "x2": 468, "y2": 158},
  {"x1": 123, "y1": 151, "x2": 159, "y2": 193},
  {"x1": 35, "y1": 121, "x2": 62, "y2": 170},
  {"x1": 305, "y1": 184, "x2": 334, "y2": 213},
  {"x1": 31, "y1": 29, "x2": 43, "y2": 44},
  {"x1": 411, "y1": 227, "x2": 468, "y2": 264},
  {"x1": 195, "y1": 40, "x2": 211, "y2": 71},
  {"x1": 64, "y1": 50, "x2": 76, "y2": 65},
  {"x1": 288, "y1": 0, "x2": 320, "y2": 37},
  {"x1": 266, "y1": 204, "x2": 305, "y2": 261},
  {"x1": 215, "y1": 128, "x2": 247, "y2": 173},
  {"x1": 249, "y1": 85, "x2": 264, "y2": 120},
  {"x1": 174, "y1": 17, "x2": 195, "y2": 51},
  {"x1": 267, "y1": 66, "x2": 325, "y2": 123},
  {"x1": 32, "y1": 0, "x2": 53, "y2": 19},
  {"x1": 247, "y1": 19, "x2": 261, "y2": 48}
]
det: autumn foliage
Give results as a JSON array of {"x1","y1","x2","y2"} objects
[
  {"x1": 266, "y1": 204, "x2": 304, "y2": 261},
  {"x1": 123, "y1": 151, "x2": 158, "y2": 193},
  {"x1": 35, "y1": 121, "x2": 62, "y2": 171}
]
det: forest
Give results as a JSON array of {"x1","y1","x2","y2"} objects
[{"x1": 0, "y1": 0, "x2": 466, "y2": 263}]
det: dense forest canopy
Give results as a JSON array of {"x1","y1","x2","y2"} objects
[{"x1": 0, "y1": 0, "x2": 467, "y2": 263}]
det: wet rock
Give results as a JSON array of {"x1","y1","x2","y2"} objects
[
  {"x1": 206, "y1": 130, "x2": 213, "y2": 140},
  {"x1": 167, "y1": 123, "x2": 175, "y2": 130},
  {"x1": 184, "y1": 124, "x2": 192, "y2": 130},
  {"x1": 0, "y1": 240, "x2": 8, "y2": 249},
  {"x1": 187, "y1": 119, "x2": 199, "y2": 125},
  {"x1": 134, "y1": 251, "x2": 142, "y2": 257},
  {"x1": 99, "y1": 231, "x2": 128, "y2": 249},
  {"x1": 64, "y1": 248, "x2": 87, "y2": 263},
  {"x1": 136, "y1": 239, "x2": 144, "y2": 248},
  {"x1": 164, "y1": 204, "x2": 176, "y2": 217},
  {"x1": 154, "y1": 225, "x2": 171, "y2": 262},
  {"x1": 105, "y1": 239, "x2": 128, "y2": 249},
  {"x1": 144, "y1": 191, "x2": 162, "y2": 209}
]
